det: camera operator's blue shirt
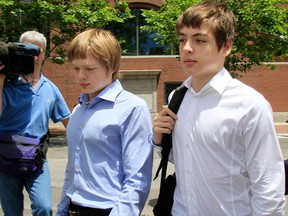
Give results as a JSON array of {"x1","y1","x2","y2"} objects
[{"x1": 0, "y1": 74, "x2": 70, "y2": 138}]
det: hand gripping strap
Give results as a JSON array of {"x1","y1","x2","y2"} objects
[{"x1": 153, "y1": 86, "x2": 188, "y2": 181}]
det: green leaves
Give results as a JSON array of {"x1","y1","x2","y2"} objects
[
  {"x1": 0, "y1": 0, "x2": 287, "y2": 74},
  {"x1": 0, "y1": 0, "x2": 130, "y2": 63},
  {"x1": 142, "y1": 0, "x2": 288, "y2": 76}
]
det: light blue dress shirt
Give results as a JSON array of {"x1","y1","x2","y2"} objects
[{"x1": 57, "y1": 79, "x2": 153, "y2": 216}]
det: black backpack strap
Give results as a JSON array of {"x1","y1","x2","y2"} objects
[
  {"x1": 38, "y1": 130, "x2": 51, "y2": 156},
  {"x1": 40, "y1": 130, "x2": 51, "y2": 144},
  {"x1": 153, "y1": 86, "x2": 188, "y2": 181}
]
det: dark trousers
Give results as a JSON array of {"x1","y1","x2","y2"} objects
[{"x1": 69, "y1": 201, "x2": 112, "y2": 216}]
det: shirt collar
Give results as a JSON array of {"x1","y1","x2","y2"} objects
[
  {"x1": 14, "y1": 73, "x2": 45, "y2": 85},
  {"x1": 182, "y1": 68, "x2": 232, "y2": 95},
  {"x1": 79, "y1": 79, "x2": 123, "y2": 105}
]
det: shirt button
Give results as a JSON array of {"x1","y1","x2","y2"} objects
[{"x1": 148, "y1": 134, "x2": 153, "y2": 144}]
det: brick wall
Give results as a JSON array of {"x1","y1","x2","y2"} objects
[
  {"x1": 238, "y1": 64, "x2": 288, "y2": 112},
  {"x1": 43, "y1": 62, "x2": 80, "y2": 111},
  {"x1": 43, "y1": 57, "x2": 288, "y2": 113}
]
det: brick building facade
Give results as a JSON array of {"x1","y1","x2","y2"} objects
[
  {"x1": 43, "y1": 56, "x2": 288, "y2": 115},
  {"x1": 43, "y1": 0, "x2": 287, "y2": 120}
]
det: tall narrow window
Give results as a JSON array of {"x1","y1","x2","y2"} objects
[{"x1": 107, "y1": 9, "x2": 171, "y2": 56}]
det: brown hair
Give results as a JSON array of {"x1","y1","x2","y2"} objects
[
  {"x1": 176, "y1": 1, "x2": 236, "y2": 51},
  {"x1": 68, "y1": 28, "x2": 121, "y2": 80}
]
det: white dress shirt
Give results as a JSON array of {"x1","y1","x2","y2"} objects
[{"x1": 172, "y1": 68, "x2": 286, "y2": 215}]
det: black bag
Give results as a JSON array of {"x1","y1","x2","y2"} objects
[
  {"x1": 0, "y1": 133, "x2": 48, "y2": 175},
  {"x1": 284, "y1": 159, "x2": 288, "y2": 195},
  {"x1": 153, "y1": 173, "x2": 176, "y2": 216},
  {"x1": 153, "y1": 86, "x2": 187, "y2": 216}
]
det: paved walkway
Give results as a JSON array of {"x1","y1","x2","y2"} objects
[
  {"x1": 20, "y1": 147, "x2": 163, "y2": 216},
  {"x1": 1, "y1": 123, "x2": 287, "y2": 216}
]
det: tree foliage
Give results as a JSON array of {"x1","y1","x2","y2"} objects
[
  {"x1": 142, "y1": 0, "x2": 288, "y2": 75},
  {"x1": 0, "y1": 0, "x2": 287, "y2": 75},
  {"x1": 0, "y1": 0, "x2": 132, "y2": 63}
]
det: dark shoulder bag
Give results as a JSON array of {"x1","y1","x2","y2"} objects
[
  {"x1": 0, "y1": 131, "x2": 50, "y2": 175},
  {"x1": 284, "y1": 159, "x2": 288, "y2": 195},
  {"x1": 153, "y1": 86, "x2": 188, "y2": 216}
]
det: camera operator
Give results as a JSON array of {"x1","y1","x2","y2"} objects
[
  {"x1": 0, "y1": 65, "x2": 5, "y2": 113},
  {"x1": 0, "y1": 31, "x2": 71, "y2": 216}
]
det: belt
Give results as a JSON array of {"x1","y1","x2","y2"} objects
[
  {"x1": 69, "y1": 211, "x2": 81, "y2": 216},
  {"x1": 69, "y1": 201, "x2": 111, "y2": 216},
  {"x1": 69, "y1": 208, "x2": 111, "y2": 216}
]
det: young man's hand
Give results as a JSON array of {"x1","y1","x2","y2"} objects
[{"x1": 153, "y1": 108, "x2": 177, "y2": 145}]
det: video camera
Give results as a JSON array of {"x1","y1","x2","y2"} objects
[{"x1": 0, "y1": 41, "x2": 40, "y2": 79}]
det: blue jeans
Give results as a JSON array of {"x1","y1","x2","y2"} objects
[{"x1": 0, "y1": 160, "x2": 52, "y2": 216}]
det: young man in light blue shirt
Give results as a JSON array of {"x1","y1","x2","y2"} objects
[{"x1": 57, "y1": 28, "x2": 153, "y2": 216}]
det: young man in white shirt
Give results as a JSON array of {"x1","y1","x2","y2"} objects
[{"x1": 153, "y1": 1, "x2": 286, "y2": 215}]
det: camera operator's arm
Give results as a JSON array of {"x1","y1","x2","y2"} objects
[
  {"x1": 0, "y1": 64, "x2": 5, "y2": 115},
  {"x1": 61, "y1": 118, "x2": 69, "y2": 128}
]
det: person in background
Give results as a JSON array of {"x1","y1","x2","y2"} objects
[
  {"x1": 153, "y1": 1, "x2": 286, "y2": 215},
  {"x1": 0, "y1": 31, "x2": 70, "y2": 216},
  {"x1": 56, "y1": 28, "x2": 153, "y2": 216}
]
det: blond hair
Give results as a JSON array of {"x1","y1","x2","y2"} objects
[{"x1": 68, "y1": 28, "x2": 121, "y2": 80}]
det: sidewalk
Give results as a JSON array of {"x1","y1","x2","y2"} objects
[
  {"x1": 21, "y1": 146, "x2": 164, "y2": 216},
  {"x1": 9, "y1": 122, "x2": 288, "y2": 215}
]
